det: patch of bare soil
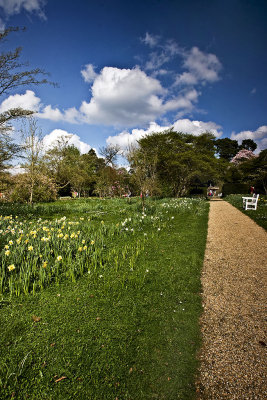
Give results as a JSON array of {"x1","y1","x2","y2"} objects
[{"x1": 196, "y1": 200, "x2": 267, "y2": 399}]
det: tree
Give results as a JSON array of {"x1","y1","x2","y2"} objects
[
  {"x1": 128, "y1": 130, "x2": 219, "y2": 199},
  {"x1": 9, "y1": 173, "x2": 57, "y2": 203},
  {"x1": 215, "y1": 138, "x2": 239, "y2": 161},
  {"x1": 240, "y1": 139, "x2": 257, "y2": 152},
  {"x1": 0, "y1": 27, "x2": 54, "y2": 173},
  {"x1": 0, "y1": 27, "x2": 53, "y2": 98},
  {"x1": 231, "y1": 149, "x2": 256, "y2": 165},
  {"x1": 239, "y1": 149, "x2": 267, "y2": 194},
  {"x1": 20, "y1": 117, "x2": 44, "y2": 204},
  {"x1": 99, "y1": 144, "x2": 120, "y2": 167}
]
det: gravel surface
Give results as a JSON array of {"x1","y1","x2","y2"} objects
[{"x1": 196, "y1": 200, "x2": 267, "y2": 399}]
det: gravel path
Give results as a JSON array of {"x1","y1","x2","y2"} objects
[{"x1": 196, "y1": 200, "x2": 267, "y2": 399}]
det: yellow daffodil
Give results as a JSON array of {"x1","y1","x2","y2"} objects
[
  {"x1": 83, "y1": 245, "x2": 87, "y2": 250},
  {"x1": 42, "y1": 261, "x2": 48, "y2": 268},
  {"x1": 4, "y1": 245, "x2": 9, "y2": 249},
  {"x1": 28, "y1": 245, "x2": 33, "y2": 251},
  {"x1": 8, "y1": 240, "x2": 13, "y2": 245},
  {"x1": 82, "y1": 239, "x2": 85, "y2": 244},
  {"x1": 78, "y1": 246, "x2": 83, "y2": 252},
  {"x1": 8, "y1": 264, "x2": 15, "y2": 271},
  {"x1": 90, "y1": 240, "x2": 95, "y2": 245},
  {"x1": 56, "y1": 256, "x2": 62, "y2": 261},
  {"x1": 5, "y1": 250, "x2": 10, "y2": 256}
]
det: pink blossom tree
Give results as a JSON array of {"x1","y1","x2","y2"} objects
[{"x1": 231, "y1": 149, "x2": 256, "y2": 164}]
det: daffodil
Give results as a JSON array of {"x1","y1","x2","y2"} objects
[
  {"x1": 5, "y1": 250, "x2": 10, "y2": 256},
  {"x1": 90, "y1": 240, "x2": 95, "y2": 245},
  {"x1": 4, "y1": 244, "x2": 9, "y2": 249},
  {"x1": 78, "y1": 247, "x2": 83, "y2": 252},
  {"x1": 82, "y1": 239, "x2": 85, "y2": 244},
  {"x1": 42, "y1": 261, "x2": 48, "y2": 268},
  {"x1": 8, "y1": 264, "x2": 15, "y2": 271},
  {"x1": 83, "y1": 245, "x2": 87, "y2": 250},
  {"x1": 28, "y1": 245, "x2": 33, "y2": 251},
  {"x1": 56, "y1": 256, "x2": 62, "y2": 261},
  {"x1": 9, "y1": 240, "x2": 13, "y2": 245}
]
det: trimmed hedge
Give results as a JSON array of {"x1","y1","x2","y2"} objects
[{"x1": 222, "y1": 183, "x2": 249, "y2": 196}]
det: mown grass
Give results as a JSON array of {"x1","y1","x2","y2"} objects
[
  {"x1": 0, "y1": 197, "x2": 209, "y2": 399},
  {"x1": 224, "y1": 194, "x2": 267, "y2": 231}
]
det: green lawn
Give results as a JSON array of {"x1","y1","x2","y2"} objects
[
  {"x1": 0, "y1": 197, "x2": 209, "y2": 399},
  {"x1": 224, "y1": 194, "x2": 267, "y2": 231}
]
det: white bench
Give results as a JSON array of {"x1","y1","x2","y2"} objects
[{"x1": 242, "y1": 194, "x2": 259, "y2": 210}]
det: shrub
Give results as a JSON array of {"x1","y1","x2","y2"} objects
[
  {"x1": 8, "y1": 173, "x2": 57, "y2": 203},
  {"x1": 222, "y1": 183, "x2": 249, "y2": 196}
]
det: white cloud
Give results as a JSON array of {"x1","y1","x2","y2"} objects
[
  {"x1": 79, "y1": 66, "x2": 169, "y2": 127},
  {"x1": 81, "y1": 64, "x2": 98, "y2": 83},
  {"x1": 173, "y1": 119, "x2": 222, "y2": 137},
  {"x1": 231, "y1": 125, "x2": 267, "y2": 152},
  {"x1": 0, "y1": 90, "x2": 82, "y2": 124},
  {"x1": 37, "y1": 105, "x2": 80, "y2": 124},
  {"x1": 141, "y1": 32, "x2": 160, "y2": 47},
  {"x1": 145, "y1": 51, "x2": 171, "y2": 70},
  {"x1": 107, "y1": 119, "x2": 222, "y2": 150},
  {"x1": 0, "y1": 0, "x2": 46, "y2": 26},
  {"x1": 175, "y1": 46, "x2": 222, "y2": 86},
  {"x1": 0, "y1": 90, "x2": 41, "y2": 113},
  {"x1": 106, "y1": 122, "x2": 169, "y2": 149},
  {"x1": 0, "y1": 0, "x2": 46, "y2": 17},
  {"x1": 42, "y1": 129, "x2": 92, "y2": 154},
  {"x1": 37, "y1": 105, "x2": 63, "y2": 121},
  {"x1": 8, "y1": 164, "x2": 25, "y2": 175}
]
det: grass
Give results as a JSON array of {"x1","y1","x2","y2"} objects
[
  {"x1": 224, "y1": 194, "x2": 267, "y2": 231},
  {"x1": 0, "y1": 197, "x2": 209, "y2": 399}
]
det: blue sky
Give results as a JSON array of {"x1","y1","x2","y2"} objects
[{"x1": 0, "y1": 0, "x2": 266, "y2": 156}]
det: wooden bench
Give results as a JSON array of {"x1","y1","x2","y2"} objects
[{"x1": 242, "y1": 194, "x2": 259, "y2": 210}]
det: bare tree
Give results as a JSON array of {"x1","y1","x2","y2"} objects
[
  {"x1": 99, "y1": 144, "x2": 120, "y2": 167},
  {"x1": 20, "y1": 117, "x2": 43, "y2": 204}
]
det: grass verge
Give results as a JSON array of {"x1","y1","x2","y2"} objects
[
  {"x1": 224, "y1": 194, "x2": 267, "y2": 231},
  {"x1": 0, "y1": 198, "x2": 209, "y2": 399}
]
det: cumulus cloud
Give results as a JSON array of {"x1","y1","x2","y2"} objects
[
  {"x1": 81, "y1": 64, "x2": 98, "y2": 83},
  {"x1": 107, "y1": 119, "x2": 222, "y2": 150},
  {"x1": 0, "y1": 90, "x2": 41, "y2": 113},
  {"x1": 231, "y1": 125, "x2": 267, "y2": 152},
  {"x1": 42, "y1": 129, "x2": 92, "y2": 154},
  {"x1": 79, "y1": 67, "x2": 202, "y2": 127},
  {"x1": 175, "y1": 46, "x2": 222, "y2": 86},
  {"x1": 37, "y1": 105, "x2": 80, "y2": 124},
  {"x1": 80, "y1": 66, "x2": 168, "y2": 126},
  {"x1": 106, "y1": 122, "x2": 169, "y2": 149},
  {"x1": 173, "y1": 119, "x2": 222, "y2": 137}
]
